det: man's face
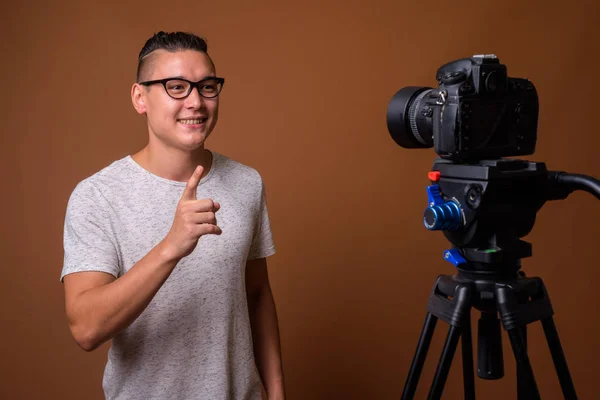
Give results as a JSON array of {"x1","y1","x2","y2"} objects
[{"x1": 135, "y1": 49, "x2": 220, "y2": 152}]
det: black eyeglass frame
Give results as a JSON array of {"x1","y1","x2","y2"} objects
[{"x1": 139, "y1": 77, "x2": 225, "y2": 99}]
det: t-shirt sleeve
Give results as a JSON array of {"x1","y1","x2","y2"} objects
[
  {"x1": 247, "y1": 179, "x2": 276, "y2": 260},
  {"x1": 60, "y1": 180, "x2": 121, "y2": 282}
]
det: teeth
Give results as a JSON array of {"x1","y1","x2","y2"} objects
[{"x1": 180, "y1": 118, "x2": 204, "y2": 124}]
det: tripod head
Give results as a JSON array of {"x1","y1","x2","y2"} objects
[
  {"x1": 425, "y1": 158, "x2": 543, "y2": 275},
  {"x1": 423, "y1": 157, "x2": 600, "y2": 276}
]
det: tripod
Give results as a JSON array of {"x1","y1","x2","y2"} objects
[
  {"x1": 400, "y1": 267, "x2": 577, "y2": 399},
  {"x1": 398, "y1": 157, "x2": 600, "y2": 399}
]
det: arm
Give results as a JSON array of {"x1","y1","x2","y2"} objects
[
  {"x1": 64, "y1": 242, "x2": 179, "y2": 351},
  {"x1": 63, "y1": 165, "x2": 221, "y2": 351},
  {"x1": 246, "y1": 257, "x2": 285, "y2": 400}
]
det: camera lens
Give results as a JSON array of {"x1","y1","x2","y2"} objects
[{"x1": 386, "y1": 86, "x2": 434, "y2": 149}]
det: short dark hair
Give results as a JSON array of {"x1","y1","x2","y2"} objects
[{"x1": 136, "y1": 31, "x2": 209, "y2": 82}]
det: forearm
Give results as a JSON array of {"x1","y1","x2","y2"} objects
[
  {"x1": 68, "y1": 240, "x2": 179, "y2": 351},
  {"x1": 248, "y1": 288, "x2": 285, "y2": 398}
]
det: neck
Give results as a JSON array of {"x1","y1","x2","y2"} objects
[{"x1": 131, "y1": 145, "x2": 212, "y2": 182}]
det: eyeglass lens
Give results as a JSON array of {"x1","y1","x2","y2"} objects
[{"x1": 165, "y1": 78, "x2": 222, "y2": 98}]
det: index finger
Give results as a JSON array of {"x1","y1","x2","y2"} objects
[{"x1": 182, "y1": 165, "x2": 204, "y2": 201}]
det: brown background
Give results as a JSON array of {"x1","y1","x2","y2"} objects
[{"x1": 1, "y1": 0, "x2": 599, "y2": 398}]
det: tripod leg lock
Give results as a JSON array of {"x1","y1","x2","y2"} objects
[
  {"x1": 496, "y1": 278, "x2": 554, "y2": 331},
  {"x1": 427, "y1": 277, "x2": 473, "y2": 327}
]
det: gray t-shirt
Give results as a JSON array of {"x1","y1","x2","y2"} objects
[{"x1": 61, "y1": 151, "x2": 275, "y2": 400}]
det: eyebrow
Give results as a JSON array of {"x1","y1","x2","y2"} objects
[{"x1": 168, "y1": 75, "x2": 217, "y2": 81}]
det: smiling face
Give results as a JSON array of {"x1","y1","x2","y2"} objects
[{"x1": 131, "y1": 49, "x2": 220, "y2": 153}]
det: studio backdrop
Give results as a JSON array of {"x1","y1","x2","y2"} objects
[{"x1": 1, "y1": 0, "x2": 598, "y2": 399}]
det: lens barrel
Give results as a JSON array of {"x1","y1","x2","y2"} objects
[{"x1": 386, "y1": 86, "x2": 434, "y2": 149}]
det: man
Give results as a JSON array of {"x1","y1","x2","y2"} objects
[{"x1": 61, "y1": 31, "x2": 285, "y2": 400}]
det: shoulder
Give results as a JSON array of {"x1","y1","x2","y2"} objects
[
  {"x1": 67, "y1": 157, "x2": 134, "y2": 209},
  {"x1": 212, "y1": 151, "x2": 264, "y2": 186},
  {"x1": 209, "y1": 152, "x2": 268, "y2": 205}
]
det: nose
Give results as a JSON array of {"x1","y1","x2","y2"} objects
[{"x1": 184, "y1": 85, "x2": 205, "y2": 109}]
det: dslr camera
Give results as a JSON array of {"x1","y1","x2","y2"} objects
[{"x1": 387, "y1": 54, "x2": 538, "y2": 162}]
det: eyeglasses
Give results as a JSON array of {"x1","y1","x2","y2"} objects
[{"x1": 139, "y1": 77, "x2": 225, "y2": 99}]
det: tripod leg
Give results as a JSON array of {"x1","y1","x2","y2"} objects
[
  {"x1": 461, "y1": 314, "x2": 475, "y2": 400},
  {"x1": 425, "y1": 283, "x2": 473, "y2": 400},
  {"x1": 427, "y1": 325, "x2": 462, "y2": 400},
  {"x1": 541, "y1": 317, "x2": 578, "y2": 399},
  {"x1": 506, "y1": 326, "x2": 541, "y2": 400},
  {"x1": 496, "y1": 285, "x2": 541, "y2": 400},
  {"x1": 401, "y1": 313, "x2": 438, "y2": 400},
  {"x1": 516, "y1": 326, "x2": 530, "y2": 400}
]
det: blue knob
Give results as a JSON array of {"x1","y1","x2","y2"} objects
[
  {"x1": 444, "y1": 248, "x2": 467, "y2": 266},
  {"x1": 424, "y1": 185, "x2": 462, "y2": 231}
]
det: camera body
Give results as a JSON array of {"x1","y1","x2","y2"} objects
[{"x1": 387, "y1": 54, "x2": 539, "y2": 162}]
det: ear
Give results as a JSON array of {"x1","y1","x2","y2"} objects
[{"x1": 131, "y1": 83, "x2": 147, "y2": 114}]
